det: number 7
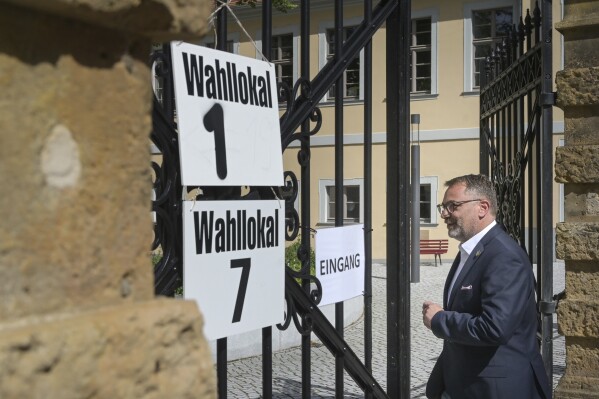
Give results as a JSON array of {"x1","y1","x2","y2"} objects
[{"x1": 231, "y1": 258, "x2": 251, "y2": 323}]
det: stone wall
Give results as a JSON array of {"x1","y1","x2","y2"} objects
[
  {"x1": 0, "y1": 0, "x2": 216, "y2": 397},
  {"x1": 555, "y1": 1, "x2": 599, "y2": 397}
]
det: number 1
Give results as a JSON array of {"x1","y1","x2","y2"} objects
[
  {"x1": 203, "y1": 103, "x2": 227, "y2": 179},
  {"x1": 231, "y1": 258, "x2": 251, "y2": 323}
]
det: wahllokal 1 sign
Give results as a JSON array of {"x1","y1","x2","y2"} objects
[
  {"x1": 183, "y1": 200, "x2": 285, "y2": 341},
  {"x1": 170, "y1": 42, "x2": 284, "y2": 187}
]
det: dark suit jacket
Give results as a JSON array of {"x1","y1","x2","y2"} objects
[{"x1": 426, "y1": 224, "x2": 551, "y2": 399}]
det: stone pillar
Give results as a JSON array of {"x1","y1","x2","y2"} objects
[
  {"x1": 0, "y1": 1, "x2": 216, "y2": 398},
  {"x1": 554, "y1": 1, "x2": 599, "y2": 398}
]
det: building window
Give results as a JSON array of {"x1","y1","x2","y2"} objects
[
  {"x1": 464, "y1": 1, "x2": 516, "y2": 92},
  {"x1": 472, "y1": 7, "x2": 513, "y2": 88},
  {"x1": 410, "y1": 9, "x2": 438, "y2": 98},
  {"x1": 420, "y1": 176, "x2": 438, "y2": 225},
  {"x1": 271, "y1": 34, "x2": 294, "y2": 94},
  {"x1": 318, "y1": 19, "x2": 365, "y2": 102},
  {"x1": 420, "y1": 184, "x2": 432, "y2": 223},
  {"x1": 410, "y1": 18, "x2": 432, "y2": 94},
  {"x1": 324, "y1": 26, "x2": 361, "y2": 100},
  {"x1": 256, "y1": 30, "x2": 298, "y2": 105},
  {"x1": 319, "y1": 179, "x2": 364, "y2": 224}
]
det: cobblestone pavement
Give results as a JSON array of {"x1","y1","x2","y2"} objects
[{"x1": 227, "y1": 261, "x2": 566, "y2": 398}]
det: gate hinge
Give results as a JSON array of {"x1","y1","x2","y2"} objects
[
  {"x1": 539, "y1": 300, "x2": 556, "y2": 314},
  {"x1": 541, "y1": 91, "x2": 557, "y2": 106},
  {"x1": 539, "y1": 290, "x2": 566, "y2": 315}
]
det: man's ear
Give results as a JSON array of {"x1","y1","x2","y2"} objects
[{"x1": 478, "y1": 199, "x2": 491, "y2": 218}]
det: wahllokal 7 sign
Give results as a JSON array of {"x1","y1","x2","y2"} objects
[
  {"x1": 170, "y1": 41, "x2": 284, "y2": 187},
  {"x1": 183, "y1": 200, "x2": 285, "y2": 341}
]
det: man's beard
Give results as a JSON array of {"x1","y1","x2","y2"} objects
[{"x1": 446, "y1": 219, "x2": 467, "y2": 242}]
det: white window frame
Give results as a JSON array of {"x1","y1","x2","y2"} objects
[
  {"x1": 318, "y1": 18, "x2": 365, "y2": 103},
  {"x1": 420, "y1": 176, "x2": 439, "y2": 226},
  {"x1": 410, "y1": 8, "x2": 439, "y2": 99},
  {"x1": 255, "y1": 27, "x2": 299, "y2": 104},
  {"x1": 463, "y1": 0, "x2": 519, "y2": 93},
  {"x1": 319, "y1": 178, "x2": 364, "y2": 224}
]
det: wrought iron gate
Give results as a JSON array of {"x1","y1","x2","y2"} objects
[
  {"x1": 151, "y1": 0, "x2": 412, "y2": 398},
  {"x1": 479, "y1": 0, "x2": 555, "y2": 382}
]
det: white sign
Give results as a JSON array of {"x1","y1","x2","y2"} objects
[
  {"x1": 183, "y1": 200, "x2": 285, "y2": 340},
  {"x1": 170, "y1": 42, "x2": 284, "y2": 186},
  {"x1": 315, "y1": 224, "x2": 365, "y2": 306}
]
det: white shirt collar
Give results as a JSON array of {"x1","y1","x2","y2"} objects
[{"x1": 459, "y1": 220, "x2": 497, "y2": 256}]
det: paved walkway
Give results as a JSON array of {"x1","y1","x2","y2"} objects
[{"x1": 227, "y1": 261, "x2": 566, "y2": 398}]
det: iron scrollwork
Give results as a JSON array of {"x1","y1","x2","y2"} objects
[
  {"x1": 276, "y1": 77, "x2": 325, "y2": 336},
  {"x1": 492, "y1": 154, "x2": 523, "y2": 242},
  {"x1": 151, "y1": 45, "x2": 184, "y2": 297}
]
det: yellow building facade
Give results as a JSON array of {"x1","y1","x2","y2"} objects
[{"x1": 207, "y1": 0, "x2": 565, "y2": 261}]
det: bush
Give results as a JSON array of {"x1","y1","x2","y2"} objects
[{"x1": 285, "y1": 238, "x2": 315, "y2": 280}]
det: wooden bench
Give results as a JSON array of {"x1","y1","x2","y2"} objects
[{"x1": 420, "y1": 239, "x2": 449, "y2": 267}]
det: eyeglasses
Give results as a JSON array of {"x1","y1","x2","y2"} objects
[{"x1": 436, "y1": 199, "x2": 481, "y2": 215}]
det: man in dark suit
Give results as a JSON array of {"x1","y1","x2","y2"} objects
[{"x1": 423, "y1": 174, "x2": 551, "y2": 399}]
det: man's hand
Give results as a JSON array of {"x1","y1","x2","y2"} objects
[{"x1": 423, "y1": 301, "x2": 443, "y2": 330}]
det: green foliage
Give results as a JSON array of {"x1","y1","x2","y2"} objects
[
  {"x1": 236, "y1": 0, "x2": 298, "y2": 13},
  {"x1": 285, "y1": 239, "x2": 315, "y2": 283},
  {"x1": 151, "y1": 252, "x2": 162, "y2": 267},
  {"x1": 151, "y1": 251, "x2": 183, "y2": 297}
]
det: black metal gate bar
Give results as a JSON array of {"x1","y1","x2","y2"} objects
[
  {"x1": 215, "y1": 6, "x2": 228, "y2": 398},
  {"x1": 334, "y1": 1, "x2": 345, "y2": 397},
  {"x1": 479, "y1": 0, "x2": 553, "y2": 384},
  {"x1": 299, "y1": 1, "x2": 312, "y2": 397},
  {"x1": 539, "y1": 0, "x2": 554, "y2": 380},
  {"x1": 363, "y1": 1, "x2": 374, "y2": 397},
  {"x1": 261, "y1": 3, "x2": 273, "y2": 398},
  {"x1": 152, "y1": 42, "x2": 182, "y2": 298},
  {"x1": 386, "y1": 1, "x2": 411, "y2": 397},
  {"x1": 284, "y1": 272, "x2": 389, "y2": 398}
]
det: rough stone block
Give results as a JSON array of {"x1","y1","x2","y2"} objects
[
  {"x1": 555, "y1": 146, "x2": 599, "y2": 183},
  {"x1": 0, "y1": 299, "x2": 216, "y2": 399},
  {"x1": 562, "y1": 337, "x2": 599, "y2": 377},
  {"x1": 0, "y1": 1, "x2": 216, "y2": 397},
  {"x1": 556, "y1": 222, "x2": 599, "y2": 260},
  {"x1": 557, "y1": 299, "x2": 599, "y2": 337},
  {"x1": 0, "y1": 3, "x2": 157, "y2": 320},
  {"x1": 556, "y1": 67, "x2": 599, "y2": 108},
  {"x1": 565, "y1": 262, "x2": 599, "y2": 300},
  {"x1": 555, "y1": 384, "x2": 599, "y2": 398},
  {"x1": 563, "y1": 112, "x2": 599, "y2": 145},
  {"x1": 555, "y1": 375, "x2": 599, "y2": 399},
  {"x1": 0, "y1": 0, "x2": 212, "y2": 41},
  {"x1": 557, "y1": 0, "x2": 599, "y2": 32},
  {"x1": 564, "y1": 185, "x2": 599, "y2": 222}
]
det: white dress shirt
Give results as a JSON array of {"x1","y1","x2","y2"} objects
[{"x1": 447, "y1": 220, "x2": 496, "y2": 303}]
